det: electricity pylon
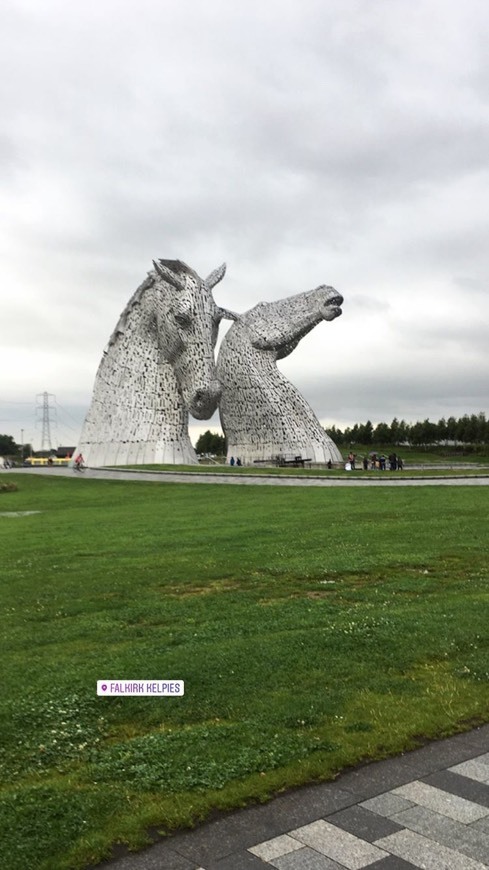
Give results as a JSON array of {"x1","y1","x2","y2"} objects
[{"x1": 36, "y1": 392, "x2": 56, "y2": 452}]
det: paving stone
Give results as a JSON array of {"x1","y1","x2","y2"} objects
[
  {"x1": 392, "y1": 804, "x2": 489, "y2": 864},
  {"x1": 289, "y1": 819, "x2": 388, "y2": 869},
  {"x1": 364, "y1": 858, "x2": 420, "y2": 870},
  {"x1": 270, "y1": 847, "x2": 345, "y2": 869},
  {"x1": 102, "y1": 847, "x2": 197, "y2": 869},
  {"x1": 164, "y1": 814, "x2": 260, "y2": 864},
  {"x1": 449, "y1": 758, "x2": 489, "y2": 783},
  {"x1": 325, "y1": 805, "x2": 404, "y2": 842},
  {"x1": 421, "y1": 769, "x2": 489, "y2": 807},
  {"x1": 429, "y1": 726, "x2": 489, "y2": 755},
  {"x1": 392, "y1": 780, "x2": 489, "y2": 823},
  {"x1": 336, "y1": 732, "x2": 487, "y2": 801},
  {"x1": 471, "y1": 815, "x2": 489, "y2": 834},
  {"x1": 205, "y1": 851, "x2": 271, "y2": 869},
  {"x1": 238, "y1": 784, "x2": 357, "y2": 834},
  {"x1": 477, "y1": 751, "x2": 489, "y2": 765},
  {"x1": 248, "y1": 834, "x2": 304, "y2": 861},
  {"x1": 374, "y1": 828, "x2": 488, "y2": 870},
  {"x1": 464, "y1": 731, "x2": 489, "y2": 758},
  {"x1": 360, "y1": 793, "x2": 416, "y2": 818},
  {"x1": 336, "y1": 758, "x2": 425, "y2": 799},
  {"x1": 398, "y1": 736, "x2": 489, "y2": 774}
]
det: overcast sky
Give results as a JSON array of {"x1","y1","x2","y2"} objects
[{"x1": 1, "y1": 0, "x2": 488, "y2": 450}]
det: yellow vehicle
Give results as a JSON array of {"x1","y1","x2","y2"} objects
[{"x1": 24, "y1": 456, "x2": 72, "y2": 467}]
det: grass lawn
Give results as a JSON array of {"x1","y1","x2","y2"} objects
[{"x1": 1, "y1": 473, "x2": 488, "y2": 870}]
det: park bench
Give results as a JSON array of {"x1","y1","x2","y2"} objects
[
  {"x1": 275, "y1": 454, "x2": 312, "y2": 468},
  {"x1": 253, "y1": 455, "x2": 312, "y2": 468}
]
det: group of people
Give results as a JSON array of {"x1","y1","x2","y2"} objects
[
  {"x1": 346, "y1": 452, "x2": 403, "y2": 471},
  {"x1": 229, "y1": 456, "x2": 242, "y2": 467}
]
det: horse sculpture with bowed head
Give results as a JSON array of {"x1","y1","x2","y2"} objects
[
  {"x1": 76, "y1": 259, "x2": 236, "y2": 466},
  {"x1": 217, "y1": 284, "x2": 344, "y2": 466}
]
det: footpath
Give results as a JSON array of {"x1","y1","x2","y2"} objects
[{"x1": 9, "y1": 466, "x2": 489, "y2": 487}]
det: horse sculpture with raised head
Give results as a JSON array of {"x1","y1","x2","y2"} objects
[
  {"x1": 76, "y1": 259, "x2": 235, "y2": 466},
  {"x1": 217, "y1": 284, "x2": 344, "y2": 465}
]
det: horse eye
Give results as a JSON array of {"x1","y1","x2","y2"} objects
[{"x1": 174, "y1": 312, "x2": 191, "y2": 328}]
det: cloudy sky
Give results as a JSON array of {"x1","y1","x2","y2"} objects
[{"x1": 1, "y1": 0, "x2": 488, "y2": 450}]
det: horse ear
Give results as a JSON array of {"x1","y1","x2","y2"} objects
[
  {"x1": 205, "y1": 263, "x2": 226, "y2": 289},
  {"x1": 153, "y1": 259, "x2": 187, "y2": 291},
  {"x1": 217, "y1": 306, "x2": 238, "y2": 321}
]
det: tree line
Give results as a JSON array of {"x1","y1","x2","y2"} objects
[
  {"x1": 2, "y1": 411, "x2": 487, "y2": 461},
  {"x1": 326, "y1": 412, "x2": 489, "y2": 447},
  {"x1": 195, "y1": 412, "x2": 489, "y2": 456},
  {"x1": 0, "y1": 434, "x2": 33, "y2": 458}
]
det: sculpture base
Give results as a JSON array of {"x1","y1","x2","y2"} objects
[
  {"x1": 74, "y1": 439, "x2": 198, "y2": 467},
  {"x1": 225, "y1": 439, "x2": 343, "y2": 468}
]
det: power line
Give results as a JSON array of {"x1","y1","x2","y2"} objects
[
  {"x1": 54, "y1": 399, "x2": 84, "y2": 431},
  {"x1": 0, "y1": 399, "x2": 33, "y2": 404}
]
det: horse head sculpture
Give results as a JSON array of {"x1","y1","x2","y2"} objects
[
  {"x1": 217, "y1": 284, "x2": 344, "y2": 466},
  {"x1": 152, "y1": 259, "x2": 235, "y2": 419},
  {"x1": 76, "y1": 258, "x2": 236, "y2": 466}
]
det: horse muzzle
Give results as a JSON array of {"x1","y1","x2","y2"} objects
[
  {"x1": 189, "y1": 382, "x2": 222, "y2": 419},
  {"x1": 321, "y1": 292, "x2": 343, "y2": 321}
]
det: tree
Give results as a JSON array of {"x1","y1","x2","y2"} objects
[
  {"x1": 373, "y1": 422, "x2": 390, "y2": 443},
  {"x1": 409, "y1": 421, "x2": 424, "y2": 446},
  {"x1": 455, "y1": 415, "x2": 471, "y2": 443},
  {"x1": 409, "y1": 419, "x2": 437, "y2": 446},
  {"x1": 473, "y1": 412, "x2": 487, "y2": 444},
  {"x1": 349, "y1": 424, "x2": 360, "y2": 444},
  {"x1": 0, "y1": 434, "x2": 19, "y2": 457},
  {"x1": 437, "y1": 417, "x2": 448, "y2": 441},
  {"x1": 357, "y1": 420, "x2": 373, "y2": 444},
  {"x1": 326, "y1": 425, "x2": 344, "y2": 445},
  {"x1": 195, "y1": 430, "x2": 227, "y2": 455},
  {"x1": 397, "y1": 419, "x2": 409, "y2": 444},
  {"x1": 389, "y1": 418, "x2": 401, "y2": 445},
  {"x1": 445, "y1": 416, "x2": 457, "y2": 440}
]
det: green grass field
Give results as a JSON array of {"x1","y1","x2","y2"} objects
[{"x1": 1, "y1": 472, "x2": 488, "y2": 870}]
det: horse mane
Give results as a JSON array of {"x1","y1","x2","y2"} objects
[
  {"x1": 105, "y1": 260, "x2": 200, "y2": 351},
  {"x1": 106, "y1": 271, "x2": 157, "y2": 350}
]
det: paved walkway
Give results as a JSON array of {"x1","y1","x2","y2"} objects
[
  {"x1": 99, "y1": 724, "x2": 489, "y2": 870},
  {"x1": 9, "y1": 466, "x2": 489, "y2": 486}
]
